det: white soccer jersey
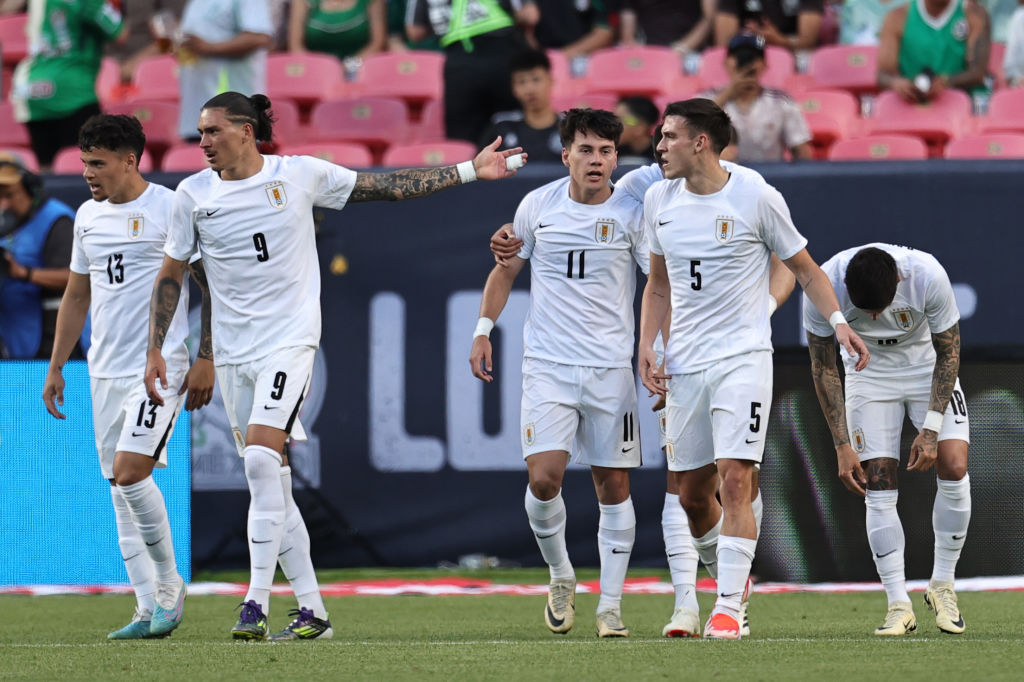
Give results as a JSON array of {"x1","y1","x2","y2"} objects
[
  {"x1": 514, "y1": 176, "x2": 646, "y2": 368},
  {"x1": 165, "y1": 155, "x2": 357, "y2": 365},
  {"x1": 615, "y1": 162, "x2": 663, "y2": 203},
  {"x1": 71, "y1": 183, "x2": 190, "y2": 379},
  {"x1": 645, "y1": 164, "x2": 807, "y2": 373},
  {"x1": 803, "y1": 243, "x2": 960, "y2": 379}
]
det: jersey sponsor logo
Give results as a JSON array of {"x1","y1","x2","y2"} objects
[
  {"x1": 523, "y1": 421, "x2": 536, "y2": 447},
  {"x1": 265, "y1": 182, "x2": 288, "y2": 209},
  {"x1": 128, "y1": 214, "x2": 144, "y2": 240},
  {"x1": 852, "y1": 427, "x2": 866, "y2": 453},
  {"x1": 715, "y1": 216, "x2": 734, "y2": 243},
  {"x1": 595, "y1": 219, "x2": 616, "y2": 244},
  {"x1": 953, "y1": 18, "x2": 968, "y2": 41},
  {"x1": 891, "y1": 307, "x2": 914, "y2": 330}
]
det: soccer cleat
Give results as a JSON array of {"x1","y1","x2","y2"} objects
[
  {"x1": 596, "y1": 609, "x2": 629, "y2": 638},
  {"x1": 150, "y1": 575, "x2": 186, "y2": 636},
  {"x1": 544, "y1": 578, "x2": 576, "y2": 634},
  {"x1": 231, "y1": 600, "x2": 269, "y2": 640},
  {"x1": 108, "y1": 608, "x2": 159, "y2": 640},
  {"x1": 703, "y1": 612, "x2": 741, "y2": 640},
  {"x1": 924, "y1": 581, "x2": 965, "y2": 634},
  {"x1": 662, "y1": 607, "x2": 701, "y2": 638},
  {"x1": 268, "y1": 608, "x2": 334, "y2": 641},
  {"x1": 874, "y1": 601, "x2": 917, "y2": 636},
  {"x1": 739, "y1": 577, "x2": 753, "y2": 637}
]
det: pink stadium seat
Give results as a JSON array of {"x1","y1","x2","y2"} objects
[
  {"x1": 309, "y1": 97, "x2": 409, "y2": 151},
  {"x1": 96, "y1": 58, "x2": 128, "y2": 105},
  {"x1": 0, "y1": 102, "x2": 30, "y2": 147},
  {"x1": 827, "y1": 134, "x2": 928, "y2": 161},
  {"x1": 697, "y1": 46, "x2": 795, "y2": 91},
  {"x1": 277, "y1": 142, "x2": 374, "y2": 168},
  {"x1": 413, "y1": 99, "x2": 445, "y2": 142},
  {"x1": 546, "y1": 49, "x2": 585, "y2": 98},
  {"x1": 268, "y1": 98, "x2": 304, "y2": 145},
  {"x1": 356, "y1": 51, "x2": 443, "y2": 106},
  {"x1": 0, "y1": 146, "x2": 38, "y2": 171},
  {"x1": 266, "y1": 52, "x2": 346, "y2": 108},
  {"x1": 2, "y1": 65, "x2": 12, "y2": 101},
  {"x1": 51, "y1": 146, "x2": 155, "y2": 175},
  {"x1": 944, "y1": 133, "x2": 1024, "y2": 159},
  {"x1": 808, "y1": 45, "x2": 879, "y2": 95},
  {"x1": 866, "y1": 90, "x2": 972, "y2": 155},
  {"x1": 582, "y1": 46, "x2": 684, "y2": 97},
  {"x1": 0, "y1": 13, "x2": 28, "y2": 66},
  {"x1": 551, "y1": 92, "x2": 620, "y2": 113},
  {"x1": 799, "y1": 89, "x2": 861, "y2": 157},
  {"x1": 105, "y1": 100, "x2": 180, "y2": 152},
  {"x1": 976, "y1": 89, "x2": 1024, "y2": 134},
  {"x1": 161, "y1": 144, "x2": 208, "y2": 172},
  {"x1": 989, "y1": 42, "x2": 1006, "y2": 89},
  {"x1": 382, "y1": 140, "x2": 477, "y2": 167},
  {"x1": 131, "y1": 55, "x2": 180, "y2": 102}
]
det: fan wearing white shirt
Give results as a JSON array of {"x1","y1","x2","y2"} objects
[
  {"x1": 146, "y1": 91, "x2": 526, "y2": 642},
  {"x1": 637, "y1": 98, "x2": 870, "y2": 640},
  {"x1": 42, "y1": 114, "x2": 215, "y2": 640}
]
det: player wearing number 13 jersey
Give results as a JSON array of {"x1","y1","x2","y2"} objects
[
  {"x1": 148, "y1": 91, "x2": 526, "y2": 641},
  {"x1": 638, "y1": 98, "x2": 870, "y2": 640}
]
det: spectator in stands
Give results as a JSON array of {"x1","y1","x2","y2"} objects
[
  {"x1": 526, "y1": 0, "x2": 617, "y2": 59},
  {"x1": 838, "y1": 0, "x2": 907, "y2": 45},
  {"x1": 877, "y1": 0, "x2": 990, "y2": 103},
  {"x1": 620, "y1": 0, "x2": 715, "y2": 53},
  {"x1": 0, "y1": 0, "x2": 25, "y2": 14},
  {"x1": 701, "y1": 33, "x2": 813, "y2": 162},
  {"x1": 176, "y1": 0, "x2": 274, "y2": 140},
  {"x1": 615, "y1": 95, "x2": 659, "y2": 165},
  {"x1": 10, "y1": 0, "x2": 125, "y2": 171},
  {"x1": 408, "y1": 0, "x2": 535, "y2": 144},
  {"x1": 105, "y1": 1, "x2": 187, "y2": 92},
  {"x1": 288, "y1": 0, "x2": 388, "y2": 61},
  {"x1": 479, "y1": 49, "x2": 562, "y2": 163},
  {"x1": 0, "y1": 152, "x2": 77, "y2": 360},
  {"x1": 1004, "y1": 0, "x2": 1024, "y2": 86},
  {"x1": 389, "y1": 0, "x2": 440, "y2": 49},
  {"x1": 715, "y1": 0, "x2": 825, "y2": 52}
]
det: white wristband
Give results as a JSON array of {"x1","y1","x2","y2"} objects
[
  {"x1": 768, "y1": 295, "x2": 778, "y2": 316},
  {"x1": 457, "y1": 160, "x2": 477, "y2": 184},
  {"x1": 829, "y1": 310, "x2": 848, "y2": 330},
  {"x1": 473, "y1": 317, "x2": 495, "y2": 339},
  {"x1": 923, "y1": 409, "x2": 944, "y2": 433}
]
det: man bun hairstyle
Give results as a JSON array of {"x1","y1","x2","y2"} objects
[
  {"x1": 202, "y1": 91, "x2": 276, "y2": 143},
  {"x1": 78, "y1": 113, "x2": 147, "y2": 162},
  {"x1": 845, "y1": 247, "x2": 899, "y2": 312},
  {"x1": 662, "y1": 98, "x2": 732, "y2": 154},
  {"x1": 559, "y1": 108, "x2": 623, "y2": 149}
]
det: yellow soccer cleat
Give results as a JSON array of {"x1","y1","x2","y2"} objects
[
  {"x1": 924, "y1": 581, "x2": 965, "y2": 634},
  {"x1": 874, "y1": 601, "x2": 917, "y2": 636},
  {"x1": 544, "y1": 578, "x2": 576, "y2": 634},
  {"x1": 596, "y1": 609, "x2": 629, "y2": 638}
]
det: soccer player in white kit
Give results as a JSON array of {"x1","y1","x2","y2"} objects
[
  {"x1": 146, "y1": 91, "x2": 526, "y2": 641},
  {"x1": 804, "y1": 244, "x2": 970, "y2": 636},
  {"x1": 638, "y1": 98, "x2": 869, "y2": 640},
  {"x1": 470, "y1": 109, "x2": 645, "y2": 638},
  {"x1": 42, "y1": 114, "x2": 215, "y2": 639}
]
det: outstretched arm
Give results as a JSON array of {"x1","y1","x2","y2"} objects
[
  {"x1": 146, "y1": 255, "x2": 189, "y2": 405},
  {"x1": 908, "y1": 322, "x2": 961, "y2": 472},
  {"x1": 180, "y1": 259, "x2": 215, "y2": 411}
]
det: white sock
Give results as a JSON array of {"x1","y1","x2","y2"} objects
[
  {"x1": 692, "y1": 514, "x2": 723, "y2": 579},
  {"x1": 661, "y1": 493, "x2": 698, "y2": 612},
  {"x1": 714, "y1": 535, "x2": 757, "y2": 618},
  {"x1": 524, "y1": 487, "x2": 574, "y2": 581},
  {"x1": 751, "y1": 491, "x2": 764, "y2": 539},
  {"x1": 119, "y1": 477, "x2": 178, "y2": 585},
  {"x1": 865, "y1": 489, "x2": 910, "y2": 604},
  {"x1": 244, "y1": 445, "x2": 286, "y2": 613},
  {"x1": 596, "y1": 497, "x2": 636, "y2": 614},
  {"x1": 932, "y1": 475, "x2": 971, "y2": 584},
  {"x1": 278, "y1": 466, "x2": 328, "y2": 619},
  {"x1": 110, "y1": 485, "x2": 156, "y2": 615}
]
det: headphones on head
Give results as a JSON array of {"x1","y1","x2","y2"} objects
[{"x1": 0, "y1": 154, "x2": 44, "y2": 203}]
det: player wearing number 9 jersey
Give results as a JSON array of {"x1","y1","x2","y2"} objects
[{"x1": 147, "y1": 91, "x2": 526, "y2": 641}]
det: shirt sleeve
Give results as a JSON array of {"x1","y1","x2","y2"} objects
[
  {"x1": 302, "y1": 156, "x2": 359, "y2": 210},
  {"x1": 42, "y1": 215, "x2": 74, "y2": 270},
  {"x1": 627, "y1": 202, "x2": 650, "y2": 274},
  {"x1": 69, "y1": 214, "x2": 89, "y2": 275},
  {"x1": 238, "y1": 0, "x2": 274, "y2": 36},
  {"x1": 757, "y1": 185, "x2": 807, "y2": 261},
  {"x1": 923, "y1": 258, "x2": 960, "y2": 334},
  {"x1": 165, "y1": 186, "x2": 199, "y2": 262},
  {"x1": 84, "y1": 0, "x2": 125, "y2": 40},
  {"x1": 643, "y1": 183, "x2": 664, "y2": 256},
  {"x1": 781, "y1": 97, "x2": 812, "y2": 149},
  {"x1": 512, "y1": 192, "x2": 537, "y2": 260}
]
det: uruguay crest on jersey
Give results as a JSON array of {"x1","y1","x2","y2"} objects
[
  {"x1": 852, "y1": 427, "x2": 866, "y2": 453},
  {"x1": 265, "y1": 182, "x2": 287, "y2": 209},
  {"x1": 128, "y1": 214, "x2": 144, "y2": 240},
  {"x1": 892, "y1": 307, "x2": 914, "y2": 330},
  {"x1": 715, "y1": 216, "x2": 734, "y2": 243},
  {"x1": 595, "y1": 219, "x2": 615, "y2": 244},
  {"x1": 523, "y1": 422, "x2": 536, "y2": 446}
]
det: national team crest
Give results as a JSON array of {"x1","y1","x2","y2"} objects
[
  {"x1": 595, "y1": 219, "x2": 615, "y2": 244},
  {"x1": 265, "y1": 182, "x2": 287, "y2": 209},
  {"x1": 715, "y1": 216, "x2": 734, "y2": 243},
  {"x1": 665, "y1": 439, "x2": 676, "y2": 463},
  {"x1": 852, "y1": 428, "x2": 866, "y2": 453},
  {"x1": 523, "y1": 422, "x2": 537, "y2": 447},
  {"x1": 891, "y1": 307, "x2": 914, "y2": 330},
  {"x1": 128, "y1": 215, "x2": 144, "y2": 240},
  {"x1": 658, "y1": 412, "x2": 667, "y2": 436}
]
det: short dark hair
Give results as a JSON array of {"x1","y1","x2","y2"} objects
[
  {"x1": 618, "y1": 96, "x2": 659, "y2": 127},
  {"x1": 662, "y1": 98, "x2": 732, "y2": 154},
  {"x1": 509, "y1": 49, "x2": 551, "y2": 74},
  {"x1": 78, "y1": 114, "x2": 146, "y2": 160},
  {"x1": 559, "y1": 108, "x2": 623, "y2": 149},
  {"x1": 652, "y1": 123, "x2": 663, "y2": 162},
  {"x1": 845, "y1": 247, "x2": 899, "y2": 311},
  {"x1": 202, "y1": 91, "x2": 276, "y2": 142}
]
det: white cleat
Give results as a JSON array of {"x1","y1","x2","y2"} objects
[
  {"x1": 924, "y1": 581, "x2": 965, "y2": 634},
  {"x1": 662, "y1": 607, "x2": 701, "y2": 638},
  {"x1": 874, "y1": 601, "x2": 917, "y2": 636},
  {"x1": 739, "y1": 577, "x2": 752, "y2": 637},
  {"x1": 544, "y1": 578, "x2": 576, "y2": 634},
  {"x1": 596, "y1": 609, "x2": 629, "y2": 638}
]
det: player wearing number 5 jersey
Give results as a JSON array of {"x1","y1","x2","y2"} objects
[
  {"x1": 638, "y1": 98, "x2": 870, "y2": 640},
  {"x1": 147, "y1": 91, "x2": 526, "y2": 641},
  {"x1": 42, "y1": 114, "x2": 215, "y2": 640},
  {"x1": 804, "y1": 244, "x2": 971, "y2": 636}
]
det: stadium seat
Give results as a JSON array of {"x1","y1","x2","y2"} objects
[
  {"x1": 130, "y1": 55, "x2": 180, "y2": 102},
  {"x1": 546, "y1": 49, "x2": 585, "y2": 97},
  {"x1": 2, "y1": 65, "x2": 12, "y2": 101},
  {"x1": 799, "y1": 89, "x2": 861, "y2": 158},
  {"x1": 988, "y1": 42, "x2": 1005, "y2": 90},
  {"x1": 866, "y1": 90, "x2": 972, "y2": 155},
  {"x1": 105, "y1": 100, "x2": 180, "y2": 153},
  {"x1": 976, "y1": 89, "x2": 1024, "y2": 134},
  {"x1": 309, "y1": 97, "x2": 409, "y2": 152},
  {"x1": 827, "y1": 134, "x2": 928, "y2": 161},
  {"x1": 382, "y1": 140, "x2": 477, "y2": 167},
  {"x1": 414, "y1": 99, "x2": 445, "y2": 142},
  {"x1": 268, "y1": 98, "x2": 304, "y2": 145},
  {"x1": 582, "y1": 46, "x2": 684, "y2": 97},
  {"x1": 0, "y1": 13, "x2": 28, "y2": 66},
  {"x1": 266, "y1": 52, "x2": 346, "y2": 108},
  {"x1": 0, "y1": 102, "x2": 30, "y2": 147},
  {"x1": 0, "y1": 146, "x2": 38, "y2": 171},
  {"x1": 277, "y1": 142, "x2": 374, "y2": 168},
  {"x1": 944, "y1": 133, "x2": 1024, "y2": 159},
  {"x1": 161, "y1": 144, "x2": 207, "y2": 172},
  {"x1": 551, "y1": 92, "x2": 620, "y2": 113},
  {"x1": 356, "y1": 51, "x2": 443, "y2": 106},
  {"x1": 697, "y1": 46, "x2": 795, "y2": 91},
  {"x1": 808, "y1": 45, "x2": 879, "y2": 95},
  {"x1": 51, "y1": 146, "x2": 155, "y2": 174},
  {"x1": 95, "y1": 57, "x2": 130, "y2": 105}
]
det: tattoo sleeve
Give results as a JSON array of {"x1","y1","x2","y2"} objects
[
  {"x1": 807, "y1": 332, "x2": 850, "y2": 447},
  {"x1": 149, "y1": 276, "x2": 182, "y2": 351},
  {"x1": 188, "y1": 260, "x2": 214, "y2": 361},
  {"x1": 348, "y1": 166, "x2": 461, "y2": 202},
  {"x1": 929, "y1": 322, "x2": 960, "y2": 414}
]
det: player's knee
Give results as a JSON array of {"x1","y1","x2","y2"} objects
[
  {"x1": 112, "y1": 456, "x2": 150, "y2": 487},
  {"x1": 679, "y1": 493, "x2": 715, "y2": 521},
  {"x1": 718, "y1": 474, "x2": 750, "y2": 508},
  {"x1": 529, "y1": 474, "x2": 561, "y2": 501},
  {"x1": 937, "y1": 457, "x2": 968, "y2": 482}
]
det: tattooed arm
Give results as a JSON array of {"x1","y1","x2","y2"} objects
[
  {"x1": 145, "y1": 255, "x2": 188, "y2": 405},
  {"x1": 945, "y1": 3, "x2": 991, "y2": 92},
  {"x1": 179, "y1": 258, "x2": 215, "y2": 411},
  {"x1": 188, "y1": 259, "x2": 213, "y2": 362},
  {"x1": 808, "y1": 331, "x2": 867, "y2": 496},
  {"x1": 908, "y1": 322, "x2": 961, "y2": 472}
]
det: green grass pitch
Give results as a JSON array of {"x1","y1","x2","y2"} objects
[{"x1": 1, "y1": 569, "x2": 1022, "y2": 681}]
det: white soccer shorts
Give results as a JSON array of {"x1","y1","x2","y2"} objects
[
  {"x1": 520, "y1": 357, "x2": 641, "y2": 468},
  {"x1": 90, "y1": 367, "x2": 186, "y2": 480},
  {"x1": 846, "y1": 375, "x2": 970, "y2": 462},
  {"x1": 216, "y1": 345, "x2": 314, "y2": 457},
  {"x1": 663, "y1": 351, "x2": 773, "y2": 472}
]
